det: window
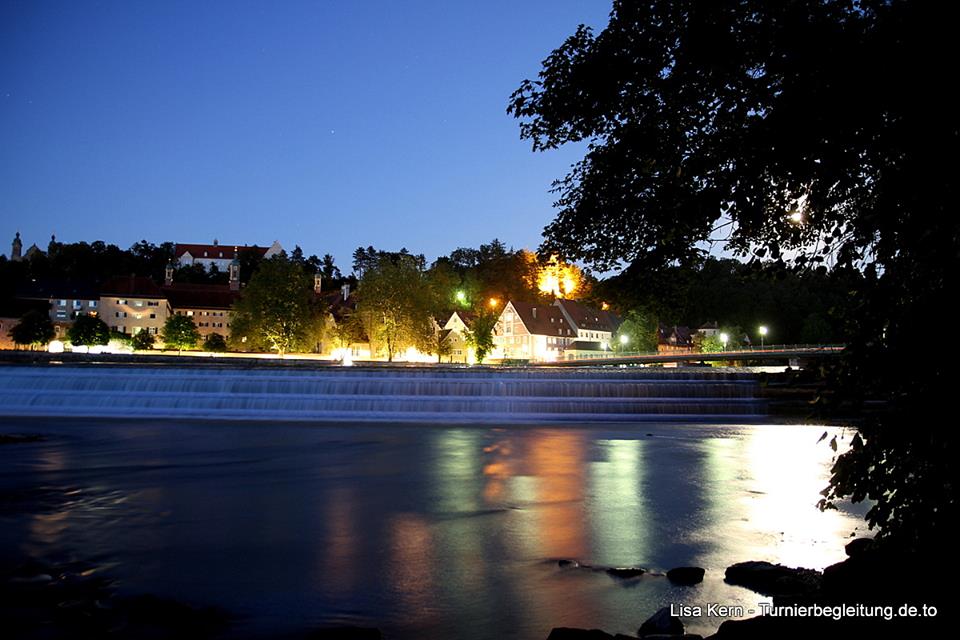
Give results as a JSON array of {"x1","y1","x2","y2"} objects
[
  {"x1": 134, "y1": 300, "x2": 144, "y2": 307},
  {"x1": 186, "y1": 311, "x2": 194, "y2": 316},
  {"x1": 89, "y1": 301, "x2": 97, "y2": 308},
  {"x1": 117, "y1": 299, "x2": 127, "y2": 305},
  {"x1": 72, "y1": 300, "x2": 82, "y2": 309},
  {"x1": 147, "y1": 301, "x2": 159, "y2": 307},
  {"x1": 115, "y1": 312, "x2": 120, "y2": 318},
  {"x1": 58, "y1": 299, "x2": 66, "y2": 307},
  {"x1": 149, "y1": 313, "x2": 156, "y2": 319}
]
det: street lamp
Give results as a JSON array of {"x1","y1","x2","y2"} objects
[
  {"x1": 455, "y1": 290, "x2": 466, "y2": 304},
  {"x1": 619, "y1": 334, "x2": 629, "y2": 350},
  {"x1": 720, "y1": 332, "x2": 729, "y2": 350},
  {"x1": 488, "y1": 297, "x2": 499, "y2": 308},
  {"x1": 759, "y1": 325, "x2": 768, "y2": 349}
]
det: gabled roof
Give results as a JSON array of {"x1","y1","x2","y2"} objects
[
  {"x1": 443, "y1": 310, "x2": 476, "y2": 330},
  {"x1": 175, "y1": 243, "x2": 269, "y2": 260},
  {"x1": 554, "y1": 299, "x2": 620, "y2": 332},
  {"x1": 659, "y1": 324, "x2": 694, "y2": 346},
  {"x1": 508, "y1": 300, "x2": 568, "y2": 336},
  {"x1": 162, "y1": 283, "x2": 240, "y2": 310},
  {"x1": 101, "y1": 276, "x2": 165, "y2": 298}
]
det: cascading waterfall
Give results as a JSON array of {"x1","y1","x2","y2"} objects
[{"x1": 0, "y1": 365, "x2": 767, "y2": 422}]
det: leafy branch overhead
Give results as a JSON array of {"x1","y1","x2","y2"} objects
[{"x1": 511, "y1": 1, "x2": 958, "y2": 549}]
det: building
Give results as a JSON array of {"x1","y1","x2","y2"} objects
[
  {"x1": 493, "y1": 300, "x2": 570, "y2": 362},
  {"x1": 99, "y1": 276, "x2": 170, "y2": 337},
  {"x1": 440, "y1": 310, "x2": 476, "y2": 363},
  {"x1": 658, "y1": 324, "x2": 694, "y2": 353},
  {"x1": 162, "y1": 257, "x2": 241, "y2": 339},
  {"x1": 491, "y1": 299, "x2": 620, "y2": 362},
  {"x1": 16, "y1": 279, "x2": 101, "y2": 339},
  {"x1": 174, "y1": 240, "x2": 283, "y2": 272}
]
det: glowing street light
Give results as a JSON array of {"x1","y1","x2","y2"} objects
[
  {"x1": 488, "y1": 297, "x2": 499, "y2": 308},
  {"x1": 720, "y1": 332, "x2": 729, "y2": 350},
  {"x1": 455, "y1": 290, "x2": 466, "y2": 304},
  {"x1": 619, "y1": 334, "x2": 629, "y2": 346},
  {"x1": 759, "y1": 325, "x2": 768, "y2": 349}
]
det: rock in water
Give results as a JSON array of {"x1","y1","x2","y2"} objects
[
  {"x1": 606, "y1": 566, "x2": 646, "y2": 579},
  {"x1": 638, "y1": 606, "x2": 684, "y2": 637},
  {"x1": 724, "y1": 560, "x2": 822, "y2": 597},
  {"x1": 667, "y1": 566, "x2": 705, "y2": 585}
]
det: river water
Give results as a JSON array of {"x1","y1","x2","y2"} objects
[{"x1": 0, "y1": 419, "x2": 868, "y2": 638}]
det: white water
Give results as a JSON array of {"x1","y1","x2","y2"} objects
[{"x1": 0, "y1": 365, "x2": 767, "y2": 422}]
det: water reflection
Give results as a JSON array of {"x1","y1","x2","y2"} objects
[
  {"x1": 588, "y1": 439, "x2": 647, "y2": 567},
  {"x1": 0, "y1": 421, "x2": 868, "y2": 640}
]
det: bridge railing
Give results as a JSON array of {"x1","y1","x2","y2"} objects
[{"x1": 561, "y1": 344, "x2": 845, "y2": 361}]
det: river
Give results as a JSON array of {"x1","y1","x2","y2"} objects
[{"x1": 0, "y1": 418, "x2": 868, "y2": 638}]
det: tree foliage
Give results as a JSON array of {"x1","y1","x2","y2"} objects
[
  {"x1": 465, "y1": 311, "x2": 498, "y2": 363},
  {"x1": 131, "y1": 330, "x2": 155, "y2": 351},
  {"x1": 202, "y1": 332, "x2": 227, "y2": 352},
  {"x1": 229, "y1": 254, "x2": 322, "y2": 356},
  {"x1": 162, "y1": 315, "x2": 200, "y2": 352},
  {"x1": 355, "y1": 253, "x2": 436, "y2": 361},
  {"x1": 511, "y1": 1, "x2": 957, "y2": 549},
  {"x1": 67, "y1": 315, "x2": 110, "y2": 347},
  {"x1": 612, "y1": 309, "x2": 658, "y2": 353},
  {"x1": 9, "y1": 310, "x2": 55, "y2": 348}
]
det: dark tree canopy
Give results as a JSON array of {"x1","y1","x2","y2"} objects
[
  {"x1": 511, "y1": 1, "x2": 958, "y2": 550},
  {"x1": 67, "y1": 315, "x2": 110, "y2": 347},
  {"x1": 9, "y1": 310, "x2": 55, "y2": 348},
  {"x1": 510, "y1": 0, "x2": 954, "y2": 274}
]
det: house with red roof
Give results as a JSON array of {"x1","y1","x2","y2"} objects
[
  {"x1": 174, "y1": 239, "x2": 283, "y2": 272},
  {"x1": 492, "y1": 299, "x2": 621, "y2": 362}
]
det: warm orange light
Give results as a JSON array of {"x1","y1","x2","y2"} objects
[
  {"x1": 488, "y1": 297, "x2": 499, "y2": 308},
  {"x1": 536, "y1": 254, "x2": 584, "y2": 299},
  {"x1": 601, "y1": 302, "x2": 610, "y2": 311}
]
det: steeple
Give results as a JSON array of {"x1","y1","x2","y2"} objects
[
  {"x1": 11, "y1": 232, "x2": 22, "y2": 261},
  {"x1": 314, "y1": 270, "x2": 322, "y2": 294},
  {"x1": 164, "y1": 261, "x2": 175, "y2": 286}
]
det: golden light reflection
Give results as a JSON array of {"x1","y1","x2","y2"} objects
[
  {"x1": 526, "y1": 430, "x2": 589, "y2": 559},
  {"x1": 389, "y1": 513, "x2": 438, "y2": 624}
]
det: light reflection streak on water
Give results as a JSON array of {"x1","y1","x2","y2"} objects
[
  {"x1": 741, "y1": 425, "x2": 856, "y2": 569},
  {"x1": 588, "y1": 439, "x2": 647, "y2": 567},
  {"x1": 322, "y1": 486, "x2": 356, "y2": 596}
]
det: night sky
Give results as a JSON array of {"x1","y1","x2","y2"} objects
[{"x1": 1, "y1": 0, "x2": 610, "y2": 269}]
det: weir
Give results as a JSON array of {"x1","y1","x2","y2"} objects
[{"x1": 0, "y1": 365, "x2": 767, "y2": 422}]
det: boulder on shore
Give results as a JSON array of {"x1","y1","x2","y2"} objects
[{"x1": 638, "y1": 606, "x2": 685, "y2": 637}]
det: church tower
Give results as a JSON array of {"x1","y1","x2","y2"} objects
[
  {"x1": 314, "y1": 270, "x2": 322, "y2": 294},
  {"x1": 164, "y1": 261, "x2": 175, "y2": 286},
  {"x1": 11, "y1": 232, "x2": 22, "y2": 261}
]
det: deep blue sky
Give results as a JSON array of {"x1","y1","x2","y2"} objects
[{"x1": 1, "y1": 0, "x2": 611, "y2": 270}]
